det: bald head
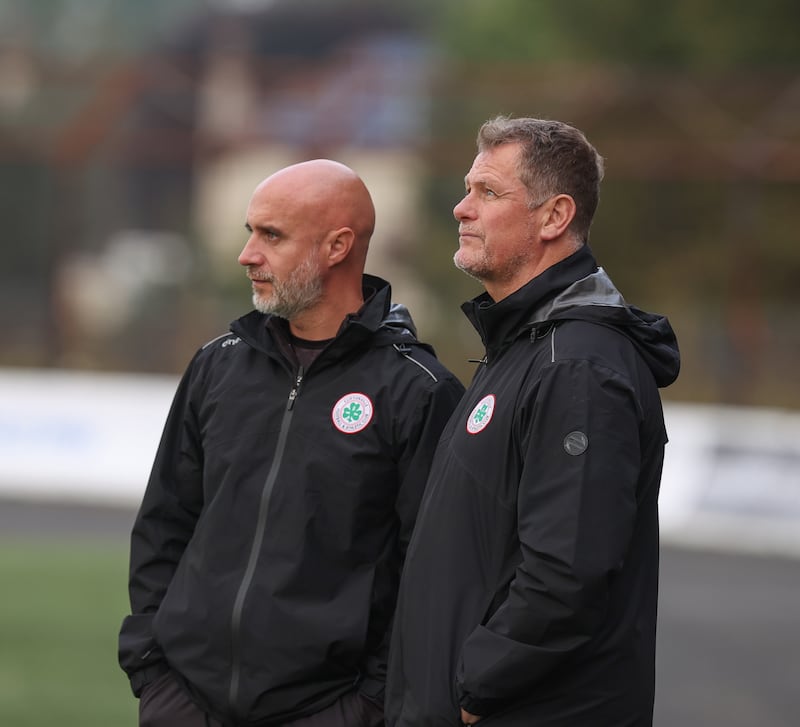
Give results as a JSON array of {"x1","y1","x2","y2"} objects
[
  {"x1": 253, "y1": 159, "x2": 375, "y2": 258},
  {"x1": 239, "y1": 159, "x2": 376, "y2": 337}
]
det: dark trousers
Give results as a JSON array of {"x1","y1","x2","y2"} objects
[
  {"x1": 283, "y1": 689, "x2": 384, "y2": 727},
  {"x1": 139, "y1": 671, "x2": 384, "y2": 727},
  {"x1": 139, "y1": 671, "x2": 224, "y2": 727}
]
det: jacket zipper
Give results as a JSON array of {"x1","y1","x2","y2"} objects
[{"x1": 228, "y1": 366, "x2": 304, "y2": 714}]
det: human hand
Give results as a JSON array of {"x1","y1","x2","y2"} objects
[{"x1": 460, "y1": 707, "x2": 482, "y2": 725}]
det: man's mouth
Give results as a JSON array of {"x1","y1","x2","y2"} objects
[{"x1": 248, "y1": 273, "x2": 273, "y2": 284}]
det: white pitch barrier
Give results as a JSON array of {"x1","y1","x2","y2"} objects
[
  {"x1": 659, "y1": 401, "x2": 800, "y2": 558},
  {"x1": 1, "y1": 367, "x2": 799, "y2": 557},
  {"x1": 0, "y1": 367, "x2": 176, "y2": 507}
]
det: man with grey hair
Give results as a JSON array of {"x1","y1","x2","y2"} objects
[
  {"x1": 386, "y1": 117, "x2": 680, "y2": 726},
  {"x1": 119, "y1": 159, "x2": 464, "y2": 727}
]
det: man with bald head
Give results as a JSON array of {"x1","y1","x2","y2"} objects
[
  {"x1": 241, "y1": 160, "x2": 376, "y2": 335},
  {"x1": 119, "y1": 160, "x2": 464, "y2": 727}
]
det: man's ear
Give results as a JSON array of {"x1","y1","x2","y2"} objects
[
  {"x1": 540, "y1": 194, "x2": 576, "y2": 241},
  {"x1": 324, "y1": 227, "x2": 355, "y2": 267}
]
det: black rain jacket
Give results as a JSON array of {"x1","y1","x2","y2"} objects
[
  {"x1": 118, "y1": 275, "x2": 464, "y2": 726},
  {"x1": 386, "y1": 247, "x2": 680, "y2": 727}
]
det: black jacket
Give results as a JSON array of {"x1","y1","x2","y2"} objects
[
  {"x1": 118, "y1": 275, "x2": 464, "y2": 726},
  {"x1": 386, "y1": 247, "x2": 680, "y2": 727}
]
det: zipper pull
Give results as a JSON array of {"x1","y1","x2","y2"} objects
[{"x1": 287, "y1": 367, "x2": 304, "y2": 410}]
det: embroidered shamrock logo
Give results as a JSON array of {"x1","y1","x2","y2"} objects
[
  {"x1": 342, "y1": 402, "x2": 362, "y2": 422},
  {"x1": 332, "y1": 393, "x2": 374, "y2": 434},
  {"x1": 466, "y1": 394, "x2": 496, "y2": 434}
]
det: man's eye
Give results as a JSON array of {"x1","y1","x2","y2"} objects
[{"x1": 485, "y1": 188, "x2": 497, "y2": 197}]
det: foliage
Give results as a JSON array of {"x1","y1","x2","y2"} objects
[
  {"x1": 410, "y1": 0, "x2": 800, "y2": 407},
  {"x1": 428, "y1": 0, "x2": 800, "y2": 69}
]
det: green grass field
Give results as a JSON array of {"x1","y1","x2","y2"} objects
[{"x1": 0, "y1": 540, "x2": 137, "y2": 726}]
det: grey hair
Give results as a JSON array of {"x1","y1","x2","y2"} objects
[{"x1": 477, "y1": 116, "x2": 605, "y2": 243}]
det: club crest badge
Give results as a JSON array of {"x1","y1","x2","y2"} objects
[
  {"x1": 466, "y1": 394, "x2": 496, "y2": 434},
  {"x1": 332, "y1": 393, "x2": 374, "y2": 434}
]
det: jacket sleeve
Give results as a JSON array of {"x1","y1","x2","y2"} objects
[
  {"x1": 456, "y1": 359, "x2": 641, "y2": 716},
  {"x1": 118, "y1": 359, "x2": 205, "y2": 696},
  {"x1": 359, "y1": 365, "x2": 465, "y2": 703}
]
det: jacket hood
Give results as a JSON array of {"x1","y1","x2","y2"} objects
[
  {"x1": 542, "y1": 268, "x2": 680, "y2": 387},
  {"x1": 383, "y1": 302, "x2": 418, "y2": 338},
  {"x1": 463, "y1": 246, "x2": 680, "y2": 388}
]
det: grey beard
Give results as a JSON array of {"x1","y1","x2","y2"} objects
[{"x1": 251, "y1": 257, "x2": 323, "y2": 321}]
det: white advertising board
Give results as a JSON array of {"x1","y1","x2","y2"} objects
[{"x1": 1, "y1": 368, "x2": 799, "y2": 557}]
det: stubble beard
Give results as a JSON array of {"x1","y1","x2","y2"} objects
[
  {"x1": 454, "y1": 243, "x2": 521, "y2": 286},
  {"x1": 250, "y1": 252, "x2": 324, "y2": 321},
  {"x1": 453, "y1": 226, "x2": 537, "y2": 288},
  {"x1": 453, "y1": 244, "x2": 490, "y2": 283}
]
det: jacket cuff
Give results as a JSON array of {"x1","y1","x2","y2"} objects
[
  {"x1": 129, "y1": 662, "x2": 169, "y2": 697},
  {"x1": 458, "y1": 688, "x2": 506, "y2": 719},
  {"x1": 357, "y1": 674, "x2": 385, "y2": 705}
]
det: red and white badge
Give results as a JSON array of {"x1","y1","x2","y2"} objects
[
  {"x1": 466, "y1": 394, "x2": 496, "y2": 434},
  {"x1": 332, "y1": 393, "x2": 374, "y2": 434}
]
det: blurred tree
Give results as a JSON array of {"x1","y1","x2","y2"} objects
[
  {"x1": 408, "y1": 0, "x2": 800, "y2": 407},
  {"x1": 422, "y1": 0, "x2": 800, "y2": 69}
]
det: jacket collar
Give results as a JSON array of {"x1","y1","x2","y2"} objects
[
  {"x1": 231, "y1": 274, "x2": 394, "y2": 365},
  {"x1": 462, "y1": 245, "x2": 598, "y2": 358}
]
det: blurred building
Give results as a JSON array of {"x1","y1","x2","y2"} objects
[{"x1": 0, "y1": 1, "x2": 435, "y2": 372}]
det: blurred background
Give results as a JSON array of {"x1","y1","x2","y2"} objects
[{"x1": 0, "y1": 0, "x2": 798, "y2": 725}]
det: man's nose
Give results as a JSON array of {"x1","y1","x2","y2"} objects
[
  {"x1": 238, "y1": 235, "x2": 261, "y2": 267},
  {"x1": 453, "y1": 194, "x2": 474, "y2": 221}
]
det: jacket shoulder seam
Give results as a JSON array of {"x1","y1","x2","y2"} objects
[{"x1": 391, "y1": 343, "x2": 439, "y2": 383}]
